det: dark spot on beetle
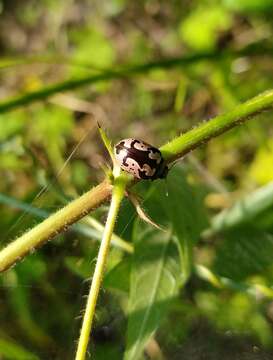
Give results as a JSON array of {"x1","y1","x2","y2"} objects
[{"x1": 115, "y1": 139, "x2": 168, "y2": 180}]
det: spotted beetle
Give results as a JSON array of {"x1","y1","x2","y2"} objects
[{"x1": 114, "y1": 138, "x2": 168, "y2": 180}]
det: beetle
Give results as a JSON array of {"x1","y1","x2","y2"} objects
[{"x1": 114, "y1": 138, "x2": 168, "y2": 180}]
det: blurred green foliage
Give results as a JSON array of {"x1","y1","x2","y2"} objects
[
  {"x1": 179, "y1": 5, "x2": 232, "y2": 51},
  {"x1": 0, "y1": 0, "x2": 273, "y2": 359}
]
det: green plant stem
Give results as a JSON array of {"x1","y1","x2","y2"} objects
[
  {"x1": 0, "y1": 90, "x2": 273, "y2": 273},
  {"x1": 195, "y1": 264, "x2": 273, "y2": 298},
  {"x1": 0, "y1": 180, "x2": 112, "y2": 272},
  {"x1": 160, "y1": 89, "x2": 273, "y2": 162},
  {"x1": 0, "y1": 42, "x2": 272, "y2": 72},
  {"x1": 0, "y1": 192, "x2": 132, "y2": 253},
  {"x1": 0, "y1": 43, "x2": 272, "y2": 114},
  {"x1": 0, "y1": 55, "x2": 104, "y2": 71},
  {"x1": 82, "y1": 216, "x2": 134, "y2": 254},
  {"x1": 75, "y1": 176, "x2": 126, "y2": 360}
]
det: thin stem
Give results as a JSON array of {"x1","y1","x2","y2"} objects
[
  {"x1": 0, "y1": 192, "x2": 133, "y2": 253},
  {"x1": 0, "y1": 55, "x2": 105, "y2": 71},
  {"x1": 0, "y1": 42, "x2": 272, "y2": 114},
  {"x1": 0, "y1": 180, "x2": 112, "y2": 272},
  {"x1": 0, "y1": 41, "x2": 271, "y2": 72},
  {"x1": 160, "y1": 89, "x2": 273, "y2": 162},
  {"x1": 75, "y1": 176, "x2": 126, "y2": 360},
  {"x1": 0, "y1": 90, "x2": 273, "y2": 272},
  {"x1": 82, "y1": 216, "x2": 134, "y2": 254}
]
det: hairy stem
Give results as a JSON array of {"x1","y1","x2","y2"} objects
[
  {"x1": 0, "y1": 90, "x2": 273, "y2": 272},
  {"x1": 75, "y1": 176, "x2": 126, "y2": 360},
  {"x1": 0, "y1": 180, "x2": 112, "y2": 272},
  {"x1": 0, "y1": 192, "x2": 133, "y2": 253},
  {"x1": 161, "y1": 89, "x2": 273, "y2": 162}
]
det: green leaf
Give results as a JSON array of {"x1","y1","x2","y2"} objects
[
  {"x1": 249, "y1": 140, "x2": 273, "y2": 184},
  {"x1": 0, "y1": 338, "x2": 38, "y2": 360},
  {"x1": 68, "y1": 26, "x2": 115, "y2": 81},
  {"x1": 214, "y1": 227, "x2": 273, "y2": 280},
  {"x1": 166, "y1": 167, "x2": 202, "y2": 283},
  {"x1": 104, "y1": 257, "x2": 131, "y2": 293},
  {"x1": 2, "y1": 270, "x2": 53, "y2": 347},
  {"x1": 95, "y1": 343, "x2": 123, "y2": 360},
  {"x1": 195, "y1": 291, "x2": 273, "y2": 346},
  {"x1": 140, "y1": 167, "x2": 204, "y2": 282},
  {"x1": 0, "y1": 153, "x2": 27, "y2": 170},
  {"x1": 124, "y1": 226, "x2": 180, "y2": 360},
  {"x1": 254, "y1": 206, "x2": 273, "y2": 233},
  {"x1": 179, "y1": 5, "x2": 232, "y2": 51},
  {"x1": 65, "y1": 254, "x2": 130, "y2": 293},
  {"x1": 16, "y1": 254, "x2": 47, "y2": 283},
  {"x1": 64, "y1": 256, "x2": 95, "y2": 279},
  {"x1": 70, "y1": 27, "x2": 115, "y2": 68},
  {"x1": 0, "y1": 111, "x2": 25, "y2": 141},
  {"x1": 115, "y1": 198, "x2": 136, "y2": 242},
  {"x1": 209, "y1": 181, "x2": 273, "y2": 233},
  {"x1": 125, "y1": 167, "x2": 203, "y2": 360}
]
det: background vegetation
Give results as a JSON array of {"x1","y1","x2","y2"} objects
[{"x1": 0, "y1": 0, "x2": 273, "y2": 359}]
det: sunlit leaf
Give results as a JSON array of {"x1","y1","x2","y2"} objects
[
  {"x1": 124, "y1": 167, "x2": 203, "y2": 359},
  {"x1": 249, "y1": 140, "x2": 273, "y2": 184},
  {"x1": 124, "y1": 226, "x2": 180, "y2": 360},
  {"x1": 166, "y1": 167, "x2": 202, "y2": 283},
  {"x1": 210, "y1": 181, "x2": 273, "y2": 233},
  {"x1": 179, "y1": 5, "x2": 232, "y2": 51},
  {"x1": 0, "y1": 112, "x2": 26, "y2": 141}
]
